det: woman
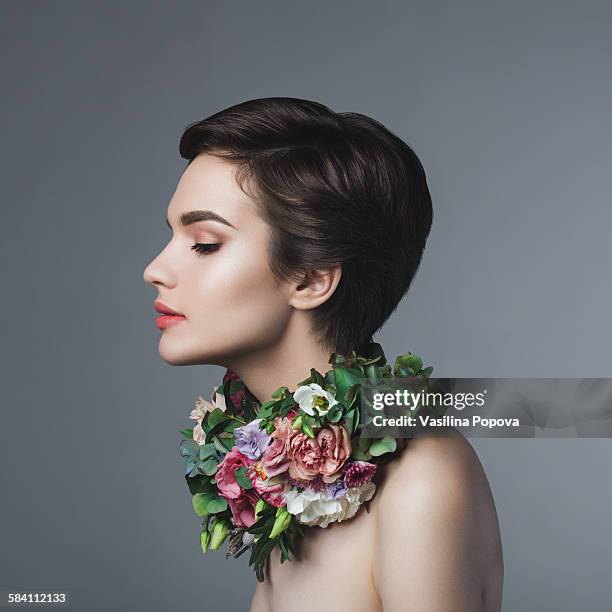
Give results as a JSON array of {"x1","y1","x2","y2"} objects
[{"x1": 143, "y1": 97, "x2": 503, "y2": 611}]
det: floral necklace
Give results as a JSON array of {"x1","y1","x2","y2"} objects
[{"x1": 179, "y1": 342, "x2": 434, "y2": 582}]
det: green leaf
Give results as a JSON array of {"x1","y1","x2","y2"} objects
[
  {"x1": 235, "y1": 466, "x2": 253, "y2": 489},
  {"x1": 222, "y1": 419, "x2": 242, "y2": 433},
  {"x1": 184, "y1": 458, "x2": 197, "y2": 476},
  {"x1": 179, "y1": 428, "x2": 194, "y2": 439},
  {"x1": 206, "y1": 408, "x2": 228, "y2": 430},
  {"x1": 200, "y1": 458, "x2": 218, "y2": 476},
  {"x1": 368, "y1": 435, "x2": 397, "y2": 456},
  {"x1": 365, "y1": 365, "x2": 379, "y2": 382},
  {"x1": 394, "y1": 353, "x2": 422, "y2": 376},
  {"x1": 192, "y1": 492, "x2": 214, "y2": 516},
  {"x1": 301, "y1": 420, "x2": 315, "y2": 438},
  {"x1": 271, "y1": 386, "x2": 289, "y2": 400},
  {"x1": 206, "y1": 497, "x2": 228, "y2": 514},
  {"x1": 358, "y1": 436, "x2": 372, "y2": 452},
  {"x1": 211, "y1": 434, "x2": 233, "y2": 453},
  {"x1": 421, "y1": 366, "x2": 433, "y2": 377},
  {"x1": 343, "y1": 409, "x2": 355, "y2": 433},
  {"x1": 350, "y1": 447, "x2": 370, "y2": 460},
  {"x1": 326, "y1": 404, "x2": 342, "y2": 423},
  {"x1": 180, "y1": 440, "x2": 198, "y2": 459},
  {"x1": 199, "y1": 443, "x2": 217, "y2": 460},
  {"x1": 334, "y1": 367, "x2": 363, "y2": 405}
]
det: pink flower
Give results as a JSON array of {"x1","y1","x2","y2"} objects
[
  {"x1": 215, "y1": 447, "x2": 254, "y2": 500},
  {"x1": 222, "y1": 369, "x2": 245, "y2": 416},
  {"x1": 286, "y1": 423, "x2": 352, "y2": 483},
  {"x1": 223, "y1": 369, "x2": 241, "y2": 384},
  {"x1": 261, "y1": 416, "x2": 296, "y2": 478},
  {"x1": 317, "y1": 424, "x2": 352, "y2": 483},
  {"x1": 248, "y1": 466, "x2": 288, "y2": 508},
  {"x1": 343, "y1": 460, "x2": 377, "y2": 488},
  {"x1": 228, "y1": 489, "x2": 260, "y2": 527},
  {"x1": 287, "y1": 433, "x2": 322, "y2": 481}
]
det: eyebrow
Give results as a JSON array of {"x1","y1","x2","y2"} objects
[{"x1": 166, "y1": 210, "x2": 237, "y2": 230}]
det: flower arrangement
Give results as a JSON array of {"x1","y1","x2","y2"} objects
[{"x1": 178, "y1": 342, "x2": 434, "y2": 581}]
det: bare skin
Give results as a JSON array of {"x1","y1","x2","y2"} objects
[
  {"x1": 250, "y1": 431, "x2": 503, "y2": 612},
  {"x1": 143, "y1": 153, "x2": 503, "y2": 611}
]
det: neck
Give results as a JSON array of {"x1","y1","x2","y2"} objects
[{"x1": 225, "y1": 329, "x2": 337, "y2": 405}]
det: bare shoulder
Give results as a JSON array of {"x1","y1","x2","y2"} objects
[
  {"x1": 371, "y1": 430, "x2": 503, "y2": 611},
  {"x1": 377, "y1": 429, "x2": 487, "y2": 501}
]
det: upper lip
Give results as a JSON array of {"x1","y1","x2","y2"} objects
[{"x1": 154, "y1": 300, "x2": 185, "y2": 316}]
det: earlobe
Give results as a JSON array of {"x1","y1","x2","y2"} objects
[{"x1": 290, "y1": 265, "x2": 342, "y2": 310}]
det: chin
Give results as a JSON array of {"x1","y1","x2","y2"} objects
[{"x1": 158, "y1": 337, "x2": 226, "y2": 367}]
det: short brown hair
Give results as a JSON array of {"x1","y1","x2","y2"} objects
[{"x1": 179, "y1": 97, "x2": 433, "y2": 356}]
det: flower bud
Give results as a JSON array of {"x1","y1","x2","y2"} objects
[
  {"x1": 200, "y1": 529, "x2": 211, "y2": 555},
  {"x1": 255, "y1": 498, "x2": 268, "y2": 520},
  {"x1": 209, "y1": 520, "x2": 229, "y2": 551},
  {"x1": 269, "y1": 506, "x2": 292, "y2": 539}
]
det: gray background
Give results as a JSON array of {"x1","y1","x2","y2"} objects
[{"x1": 1, "y1": 1, "x2": 610, "y2": 610}]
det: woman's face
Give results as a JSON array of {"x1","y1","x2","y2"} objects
[{"x1": 143, "y1": 153, "x2": 294, "y2": 366}]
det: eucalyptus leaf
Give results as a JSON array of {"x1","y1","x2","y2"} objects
[
  {"x1": 180, "y1": 440, "x2": 198, "y2": 459},
  {"x1": 192, "y1": 492, "x2": 214, "y2": 516},
  {"x1": 199, "y1": 443, "x2": 217, "y2": 460},
  {"x1": 201, "y1": 458, "x2": 218, "y2": 476},
  {"x1": 368, "y1": 435, "x2": 397, "y2": 456},
  {"x1": 206, "y1": 497, "x2": 228, "y2": 514},
  {"x1": 184, "y1": 458, "x2": 197, "y2": 476}
]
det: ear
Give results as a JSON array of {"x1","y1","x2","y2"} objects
[{"x1": 289, "y1": 265, "x2": 342, "y2": 310}]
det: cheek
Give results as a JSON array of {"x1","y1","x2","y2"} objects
[{"x1": 187, "y1": 246, "x2": 291, "y2": 345}]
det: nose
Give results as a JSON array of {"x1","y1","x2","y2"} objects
[{"x1": 143, "y1": 253, "x2": 174, "y2": 288}]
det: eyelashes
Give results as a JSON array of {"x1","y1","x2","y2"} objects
[{"x1": 191, "y1": 243, "x2": 221, "y2": 257}]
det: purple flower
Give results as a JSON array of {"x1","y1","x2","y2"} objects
[
  {"x1": 234, "y1": 419, "x2": 271, "y2": 460},
  {"x1": 326, "y1": 478, "x2": 348, "y2": 499}
]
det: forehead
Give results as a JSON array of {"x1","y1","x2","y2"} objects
[{"x1": 168, "y1": 153, "x2": 256, "y2": 224}]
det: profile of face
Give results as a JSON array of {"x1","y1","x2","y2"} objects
[{"x1": 143, "y1": 153, "x2": 298, "y2": 367}]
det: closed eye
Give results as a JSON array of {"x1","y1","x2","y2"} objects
[{"x1": 191, "y1": 243, "x2": 221, "y2": 256}]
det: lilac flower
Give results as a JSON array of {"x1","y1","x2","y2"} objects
[
  {"x1": 234, "y1": 419, "x2": 271, "y2": 460},
  {"x1": 327, "y1": 478, "x2": 348, "y2": 499}
]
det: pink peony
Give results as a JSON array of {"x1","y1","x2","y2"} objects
[
  {"x1": 215, "y1": 447, "x2": 254, "y2": 500},
  {"x1": 261, "y1": 416, "x2": 296, "y2": 478},
  {"x1": 287, "y1": 423, "x2": 352, "y2": 483},
  {"x1": 287, "y1": 433, "x2": 322, "y2": 481},
  {"x1": 228, "y1": 488, "x2": 260, "y2": 527}
]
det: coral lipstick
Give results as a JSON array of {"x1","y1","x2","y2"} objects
[{"x1": 154, "y1": 300, "x2": 186, "y2": 329}]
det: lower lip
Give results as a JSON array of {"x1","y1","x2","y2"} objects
[{"x1": 156, "y1": 314, "x2": 186, "y2": 329}]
